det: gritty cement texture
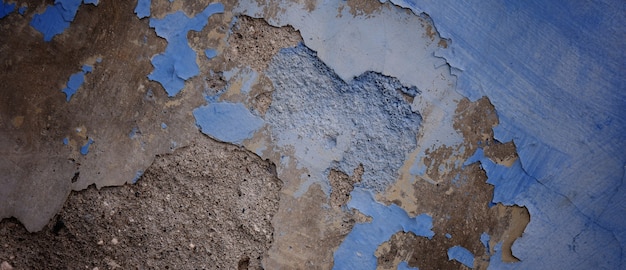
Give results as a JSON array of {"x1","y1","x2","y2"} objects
[
  {"x1": 2, "y1": 0, "x2": 619, "y2": 269},
  {"x1": 0, "y1": 133, "x2": 282, "y2": 269}
]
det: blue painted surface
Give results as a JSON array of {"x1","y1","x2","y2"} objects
[
  {"x1": 193, "y1": 102, "x2": 264, "y2": 145},
  {"x1": 480, "y1": 232, "x2": 490, "y2": 253},
  {"x1": 333, "y1": 187, "x2": 434, "y2": 269},
  {"x1": 445, "y1": 233, "x2": 452, "y2": 239},
  {"x1": 397, "y1": 261, "x2": 418, "y2": 270},
  {"x1": 131, "y1": 170, "x2": 144, "y2": 184},
  {"x1": 61, "y1": 65, "x2": 92, "y2": 102},
  {"x1": 205, "y1": 49, "x2": 217, "y2": 59},
  {"x1": 161, "y1": 122, "x2": 167, "y2": 129},
  {"x1": 30, "y1": 0, "x2": 97, "y2": 41},
  {"x1": 134, "y1": 0, "x2": 150, "y2": 19},
  {"x1": 62, "y1": 72, "x2": 84, "y2": 101},
  {"x1": 80, "y1": 138, "x2": 94, "y2": 155},
  {"x1": 18, "y1": 6, "x2": 26, "y2": 15},
  {"x1": 147, "y1": 3, "x2": 224, "y2": 96},
  {"x1": 128, "y1": 126, "x2": 140, "y2": 139},
  {"x1": 447, "y1": 245, "x2": 474, "y2": 268},
  {"x1": 0, "y1": 1, "x2": 15, "y2": 18},
  {"x1": 385, "y1": 0, "x2": 626, "y2": 268},
  {"x1": 62, "y1": 137, "x2": 69, "y2": 145}
]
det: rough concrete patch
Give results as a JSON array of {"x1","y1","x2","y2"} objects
[
  {"x1": 0, "y1": 133, "x2": 282, "y2": 269},
  {"x1": 329, "y1": 164, "x2": 364, "y2": 208},
  {"x1": 222, "y1": 16, "x2": 301, "y2": 72}
]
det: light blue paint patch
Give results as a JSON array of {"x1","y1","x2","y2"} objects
[
  {"x1": 131, "y1": 170, "x2": 144, "y2": 184},
  {"x1": 445, "y1": 233, "x2": 452, "y2": 239},
  {"x1": 193, "y1": 102, "x2": 264, "y2": 145},
  {"x1": 205, "y1": 49, "x2": 217, "y2": 59},
  {"x1": 81, "y1": 64, "x2": 92, "y2": 73},
  {"x1": 62, "y1": 137, "x2": 69, "y2": 145},
  {"x1": 161, "y1": 122, "x2": 167, "y2": 129},
  {"x1": 129, "y1": 126, "x2": 140, "y2": 139},
  {"x1": 0, "y1": 1, "x2": 15, "y2": 19},
  {"x1": 266, "y1": 44, "x2": 421, "y2": 193},
  {"x1": 480, "y1": 232, "x2": 490, "y2": 253},
  {"x1": 83, "y1": 0, "x2": 98, "y2": 5},
  {"x1": 240, "y1": 69, "x2": 257, "y2": 94},
  {"x1": 62, "y1": 72, "x2": 85, "y2": 101},
  {"x1": 333, "y1": 188, "x2": 434, "y2": 269},
  {"x1": 409, "y1": 154, "x2": 426, "y2": 177},
  {"x1": 147, "y1": 3, "x2": 224, "y2": 96},
  {"x1": 134, "y1": 0, "x2": 150, "y2": 19},
  {"x1": 397, "y1": 261, "x2": 418, "y2": 270},
  {"x1": 96, "y1": 57, "x2": 102, "y2": 63},
  {"x1": 447, "y1": 246, "x2": 474, "y2": 268},
  {"x1": 62, "y1": 64, "x2": 93, "y2": 101},
  {"x1": 18, "y1": 6, "x2": 26, "y2": 15},
  {"x1": 80, "y1": 138, "x2": 94, "y2": 155}
]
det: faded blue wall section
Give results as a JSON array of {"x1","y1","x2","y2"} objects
[{"x1": 386, "y1": 0, "x2": 626, "y2": 268}]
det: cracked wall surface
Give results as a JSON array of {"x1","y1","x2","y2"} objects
[{"x1": 1, "y1": 0, "x2": 624, "y2": 269}]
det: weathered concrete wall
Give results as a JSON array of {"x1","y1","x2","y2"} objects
[{"x1": 0, "y1": 0, "x2": 623, "y2": 269}]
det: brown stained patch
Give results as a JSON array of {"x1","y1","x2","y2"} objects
[
  {"x1": 0, "y1": 133, "x2": 282, "y2": 269},
  {"x1": 249, "y1": 73, "x2": 275, "y2": 116},
  {"x1": 438, "y1": 39, "x2": 448, "y2": 48},
  {"x1": 377, "y1": 163, "x2": 529, "y2": 269},
  {"x1": 380, "y1": 96, "x2": 529, "y2": 269},
  {"x1": 329, "y1": 164, "x2": 364, "y2": 208},
  {"x1": 221, "y1": 16, "x2": 302, "y2": 72},
  {"x1": 264, "y1": 184, "x2": 360, "y2": 269},
  {"x1": 454, "y1": 97, "x2": 499, "y2": 147},
  {"x1": 208, "y1": 16, "x2": 301, "y2": 115},
  {"x1": 454, "y1": 97, "x2": 518, "y2": 166},
  {"x1": 345, "y1": 0, "x2": 384, "y2": 17},
  {"x1": 484, "y1": 141, "x2": 518, "y2": 167}
]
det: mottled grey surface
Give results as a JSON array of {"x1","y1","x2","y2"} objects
[{"x1": 265, "y1": 44, "x2": 421, "y2": 192}]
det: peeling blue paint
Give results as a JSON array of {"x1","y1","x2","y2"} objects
[
  {"x1": 447, "y1": 245, "x2": 474, "y2": 268},
  {"x1": 384, "y1": 0, "x2": 626, "y2": 268},
  {"x1": 333, "y1": 187, "x2": 434, "y2": 269},
  {"x1": 445, "y1": 233, "x2": 452, "y2": 239},
  {"x1": 193, "y1": 102, "x2": 263, "y2": 145},
  {"x1": 160, "y1": 122, "x2": 167, "y2": 129},
  {"x1": 129, "y1": 126, "x2": 141, "y2": 139},
  {"x1": 134, "y1": 0, "x2": 150, "y2": 19},
  {"x1": 61, "y1": 64, "x2": 92, "y2": 102},
  {"x1": 0, "y1": 1, "x2": 15, "y2": 18},
  {"x1": 80, "y1": 138, "x2": 94, "y2": 155},
  {"x1": 131, "y1": 170, "x2": 144, "y2": 184},
  {"x1": 62, "y1": 137, "x2": 69, "y2": 145},
  {"x1": 30, "y1": 0, "x2": 98, "y2": 41},
  {"x1": 18, "y1": 6, "x2": 26, "y2": 15},
  {"x1": 480, "y1": 232, "x2": 490, "y2": 253},
  {"x1": 147, "y1": 3, "x2": 224, "y2": 96},
  {"x1": 205, "y1": 49, "x2": 217, "y2": 60},
  {"x1": 397, "y1": 261, "x2": 418, "y2": 270}
]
